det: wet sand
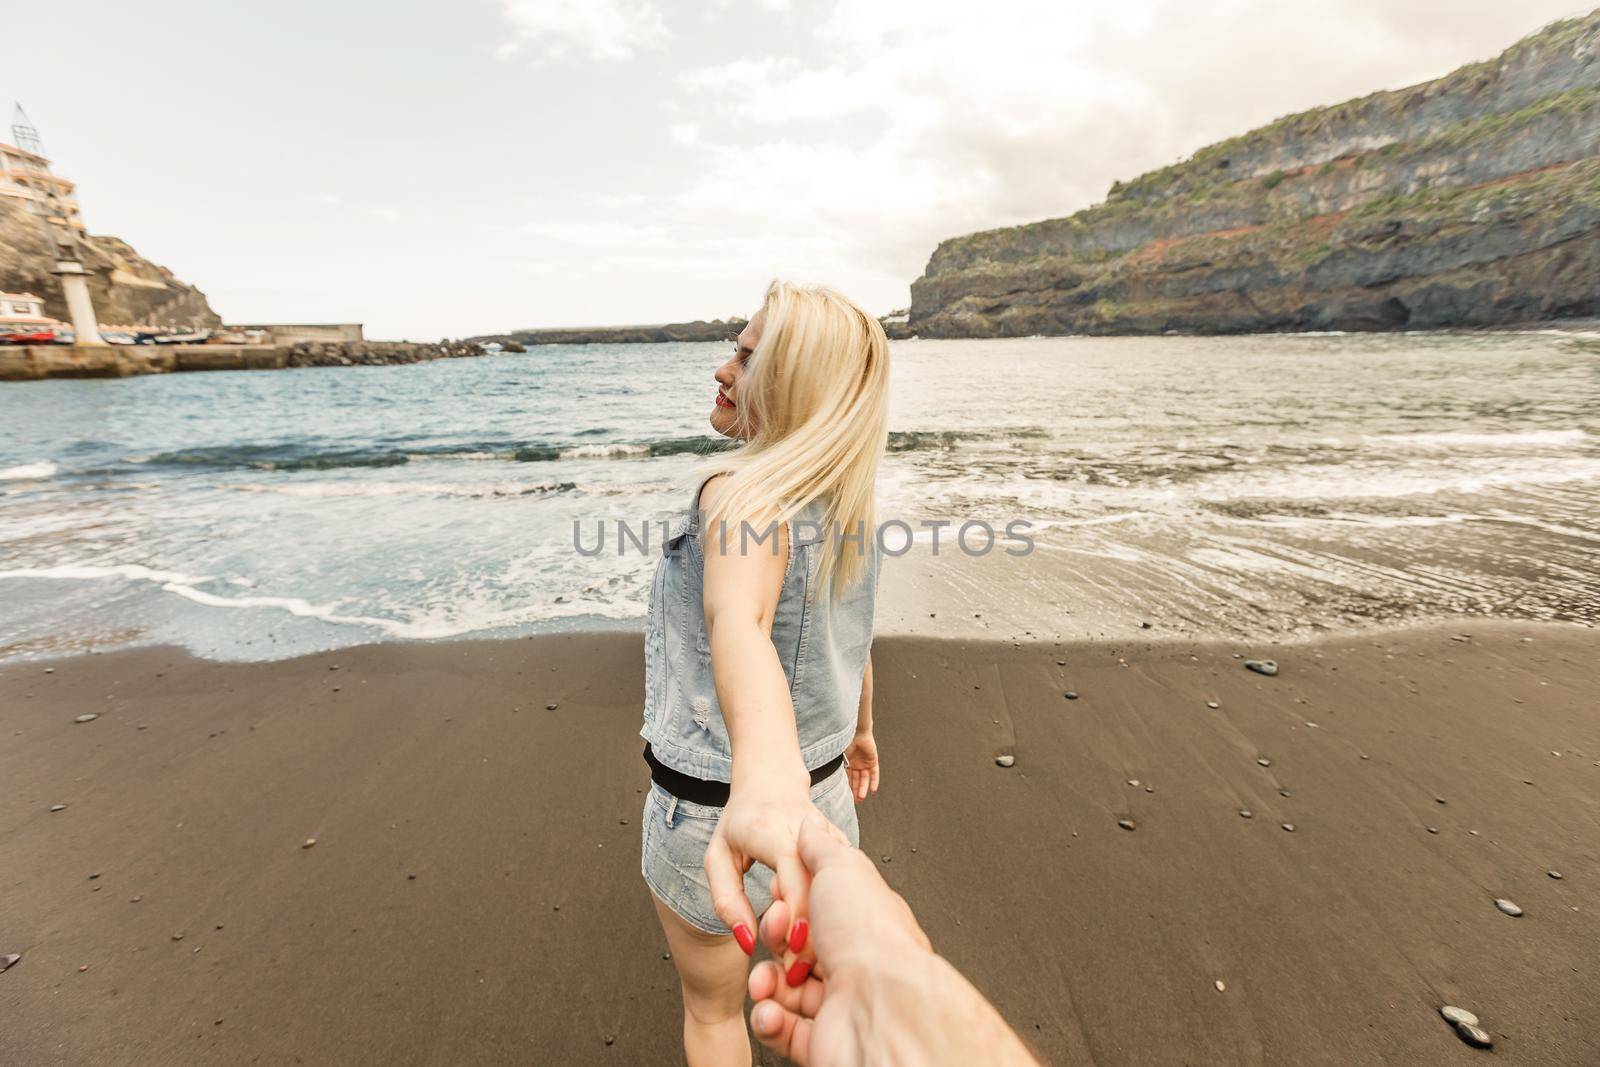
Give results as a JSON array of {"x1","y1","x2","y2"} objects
[{"x1": 2, "y1": 622, "x2": 1596, "y2": 1065}]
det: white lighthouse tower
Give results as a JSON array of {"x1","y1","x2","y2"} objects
[{"x1": 9, "y1": 103, "x2": 104, "y2": 346}]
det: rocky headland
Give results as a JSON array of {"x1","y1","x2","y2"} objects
[
  {"x1": 0, "y1": 199, "x2": 221, "y2": 328},
  {"x1": 909, "y1": 11, "x2": 1600, "y2": 336}
]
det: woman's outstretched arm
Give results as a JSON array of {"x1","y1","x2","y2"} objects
[{"x1": 698, "y1": 474, "x2": 819, "y2": 962}]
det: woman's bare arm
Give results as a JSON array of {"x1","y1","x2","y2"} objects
[
  {"x1": 699, "y1": 474, "x2": 819, "y2": 957},
  {"x1": 856, "y1": 656, "x2": 873, "y2": 736}
]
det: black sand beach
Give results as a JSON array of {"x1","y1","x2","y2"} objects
[{"x1": 3, "y1": 622, "x2": 1597, "y2": 1064}]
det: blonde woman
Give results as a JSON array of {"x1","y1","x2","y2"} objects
[{"x1": 639, "y1": 280, "x2": 889, "y2": 1066}]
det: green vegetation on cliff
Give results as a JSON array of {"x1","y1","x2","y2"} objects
[{"x1": 910, "y1": 11, "x2": 1600, "y2": 336}]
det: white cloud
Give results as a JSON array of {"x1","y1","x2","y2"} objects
[
  {"x1": 497, "y1": 0, "x2": 669, "y2": 62},
  {"x1": 496, "y1": 0, "x2": 1583, "y2": 322},
  {"x1": 652, "y1": 0, "x2": 1569, "y2": 313}
]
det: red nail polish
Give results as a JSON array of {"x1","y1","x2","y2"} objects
[
  {"x1": 733, "y1": 923, "x2": 755, "y2": 956},
  {"x1": 787, "y1": 919, "x2": 808, "y2": 955},
  {"x1": 785, "y1": 958, "x2": 812, "y2": 988}
]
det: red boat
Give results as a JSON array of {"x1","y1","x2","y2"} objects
[{"x1": 0, "y1": 327, "x2": 59, "y2": 344}]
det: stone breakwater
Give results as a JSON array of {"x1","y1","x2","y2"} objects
[{"x1": 0, "y1": 340, "x2": 489, "y2": 382}]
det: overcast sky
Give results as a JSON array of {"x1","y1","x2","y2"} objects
[{"x1": 5, "y1": 1, "x2": 1588, "y2": 338}]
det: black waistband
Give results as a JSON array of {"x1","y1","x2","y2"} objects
[{"x1": 643, "y1": 743, "x2": 844, "y2": 808}]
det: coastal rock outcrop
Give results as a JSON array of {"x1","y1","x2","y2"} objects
[
  {"x1": 908, "y1": 11, "x2": 1600, "y2": 336},
  {"x1": 0, "y1": 199, "x2": 221, "y2": 327},
  {"x1": 480, "y1": 319, "x2": 749, "y2": 347}
]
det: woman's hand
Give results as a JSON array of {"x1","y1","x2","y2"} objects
[
  {"x1": 749, "y1": 812, "x2": 1042, "y2": 1067},
  {"x1": 843, "y1": 731, "x2": 880, "y2": 802},
  {"x1": 704, "y1": 773, "x2": 820, "y2": 958}
]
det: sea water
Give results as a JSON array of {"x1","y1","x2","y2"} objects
[{"x1": 2, "y1": 330, "x2": 1597, "y2": 660}]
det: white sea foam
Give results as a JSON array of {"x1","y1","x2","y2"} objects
[
  {"x1": 559, "y1": 443, "x2": 651, "y2": 459},
  {"x1": 0, "y1": 461, "x2": 57, "y2": 480},
  {"x1": 0, "y1": 562, "x2": 207, "y2": 585},
  {"x1": 1369, "y1": 429, "x2": 1586, "y2": 448},
  {"x1": 1195, "y1": 458, "x2": 1600, "y2": 504}
]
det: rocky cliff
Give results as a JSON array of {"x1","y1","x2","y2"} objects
[
  {"x1": 909, "y1": 11, "x2": 1600, "y2": 336},
  {"x1": 0, "y1": 199, "x2": 221, "y2": 327}
]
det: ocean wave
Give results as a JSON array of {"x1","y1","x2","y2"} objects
[
  {"x1": 887, "y1": 428, "x2": 1050, "y2": 452},
  {"x1": 0, "y1": 559, "x2": 642, "y2": 640},
  {"x1": 1368, "y1": 429, "x2": 1587, "y2": 448},
  {"x1": 228, "y1": 479, "x2": 582, "y2": 499},
  {"x1": 102, "y1": 436, "x2": 737, "y2": 473},
  {"x1": 557, "y1": 443, "x2": 651, "y2": 459},
  {"x1": 0, "y1": 461, "x2": 57, "y2": 480},
  {"x1": 70, "y1": 428, "x2": 1060, "y2": 479}
]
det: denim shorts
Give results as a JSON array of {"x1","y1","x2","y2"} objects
[{"x1": 641, "y1": 764, "x2": 860, "y2": 936}]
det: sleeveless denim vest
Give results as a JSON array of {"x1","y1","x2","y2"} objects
[{"x1": 640, "y1": 479, "x2": 880, "y2": 783}]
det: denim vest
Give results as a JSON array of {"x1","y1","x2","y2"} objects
[{"x1": 640, "y1": 479, "x2": 879, "y2": 783}]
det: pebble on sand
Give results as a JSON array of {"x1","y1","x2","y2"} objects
[
  {"x1": 546, "y1": 703, "x2": 558, "y2": 710},
  {"x1": 1064, "y1": 691, "x2": 1079, "y2": 700},
  {"x1": 1244, "y1": 659, "x2": 1278, "y2": 676},
  {"x1": 1281, "y1": 823, "x2": 1296, "y2": 832},
  {"x1": 1455, "y1": 1023, "x2": 1494, "y2": 1049},
  {"x1": 1215, "y1": 980, "x2": 1225, "y2": 992},
  {"x1": 1257, "y1": 757, "x2": 1272, "y2": 767},
  {"x1": 1493, "y1": 898, "x2": 1523, "y2": 917},
  {"x1": 1440, "y1": 1006, "x2": 1480, "y2": 1027},
  {"x1": 1239, "y1": 809, "x2": 1253, "y2": 818},
  {"x1": 995, "y1": 754, "x2": 1015, "y2": 767},
  {"x1": 1206, "y1": 701, "x2": 1219, "y2": 709},
  {"x1": 49, "y1": 804, "x2": 67, "y2": 812},
  {"x1": 1548, "y1": 870, "x2": 1563, "y2": 879},
  {"x1": 1427, "y1": 826, "x2": 1439, "y2": 834},
  {"x1": 74, "y1": 713, "x2": 98, "y2": 723},
  {"x1": 0, "y1": 953, "x2": 20, "y2": 972},
  {"x1": 302, "y1": 838, "x2": 317, "y2": 849},
  {"x1": 1117, "y1": 819, "x2": 1136, "y2": 831},
  {"x1": 171, "y1": 933, "x2": 184, "y2": 942}
]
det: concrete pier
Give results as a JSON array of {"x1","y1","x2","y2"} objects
[{"x1": 0, "y1": 339, "x2": 490, "y2": 382}]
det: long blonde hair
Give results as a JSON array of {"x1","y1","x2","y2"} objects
[{"x1": 700, "y1": 279, "x2": 890, "y2": 595}]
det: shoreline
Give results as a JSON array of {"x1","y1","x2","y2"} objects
[
  {"x1": 2, "y1": 574, "x2": 1592, "y2": 666},
  {"x1": 2, "y1": 317, "x2": 1586, "y2": 387},
  {"x1": 3, "y1": 619, "x2": 1596, "y2": 1064}
]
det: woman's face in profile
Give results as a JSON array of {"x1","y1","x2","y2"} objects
[{"x1": 710, "y1": 310, "x2": 763, "y2": 439}]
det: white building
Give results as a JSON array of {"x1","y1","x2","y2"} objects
[
  {"x1": 1, "y1": 291, "x2": 48, "y2": 319},
  {"x1": 0, "y1": 141, "x2": 85, "y2": 231}
]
